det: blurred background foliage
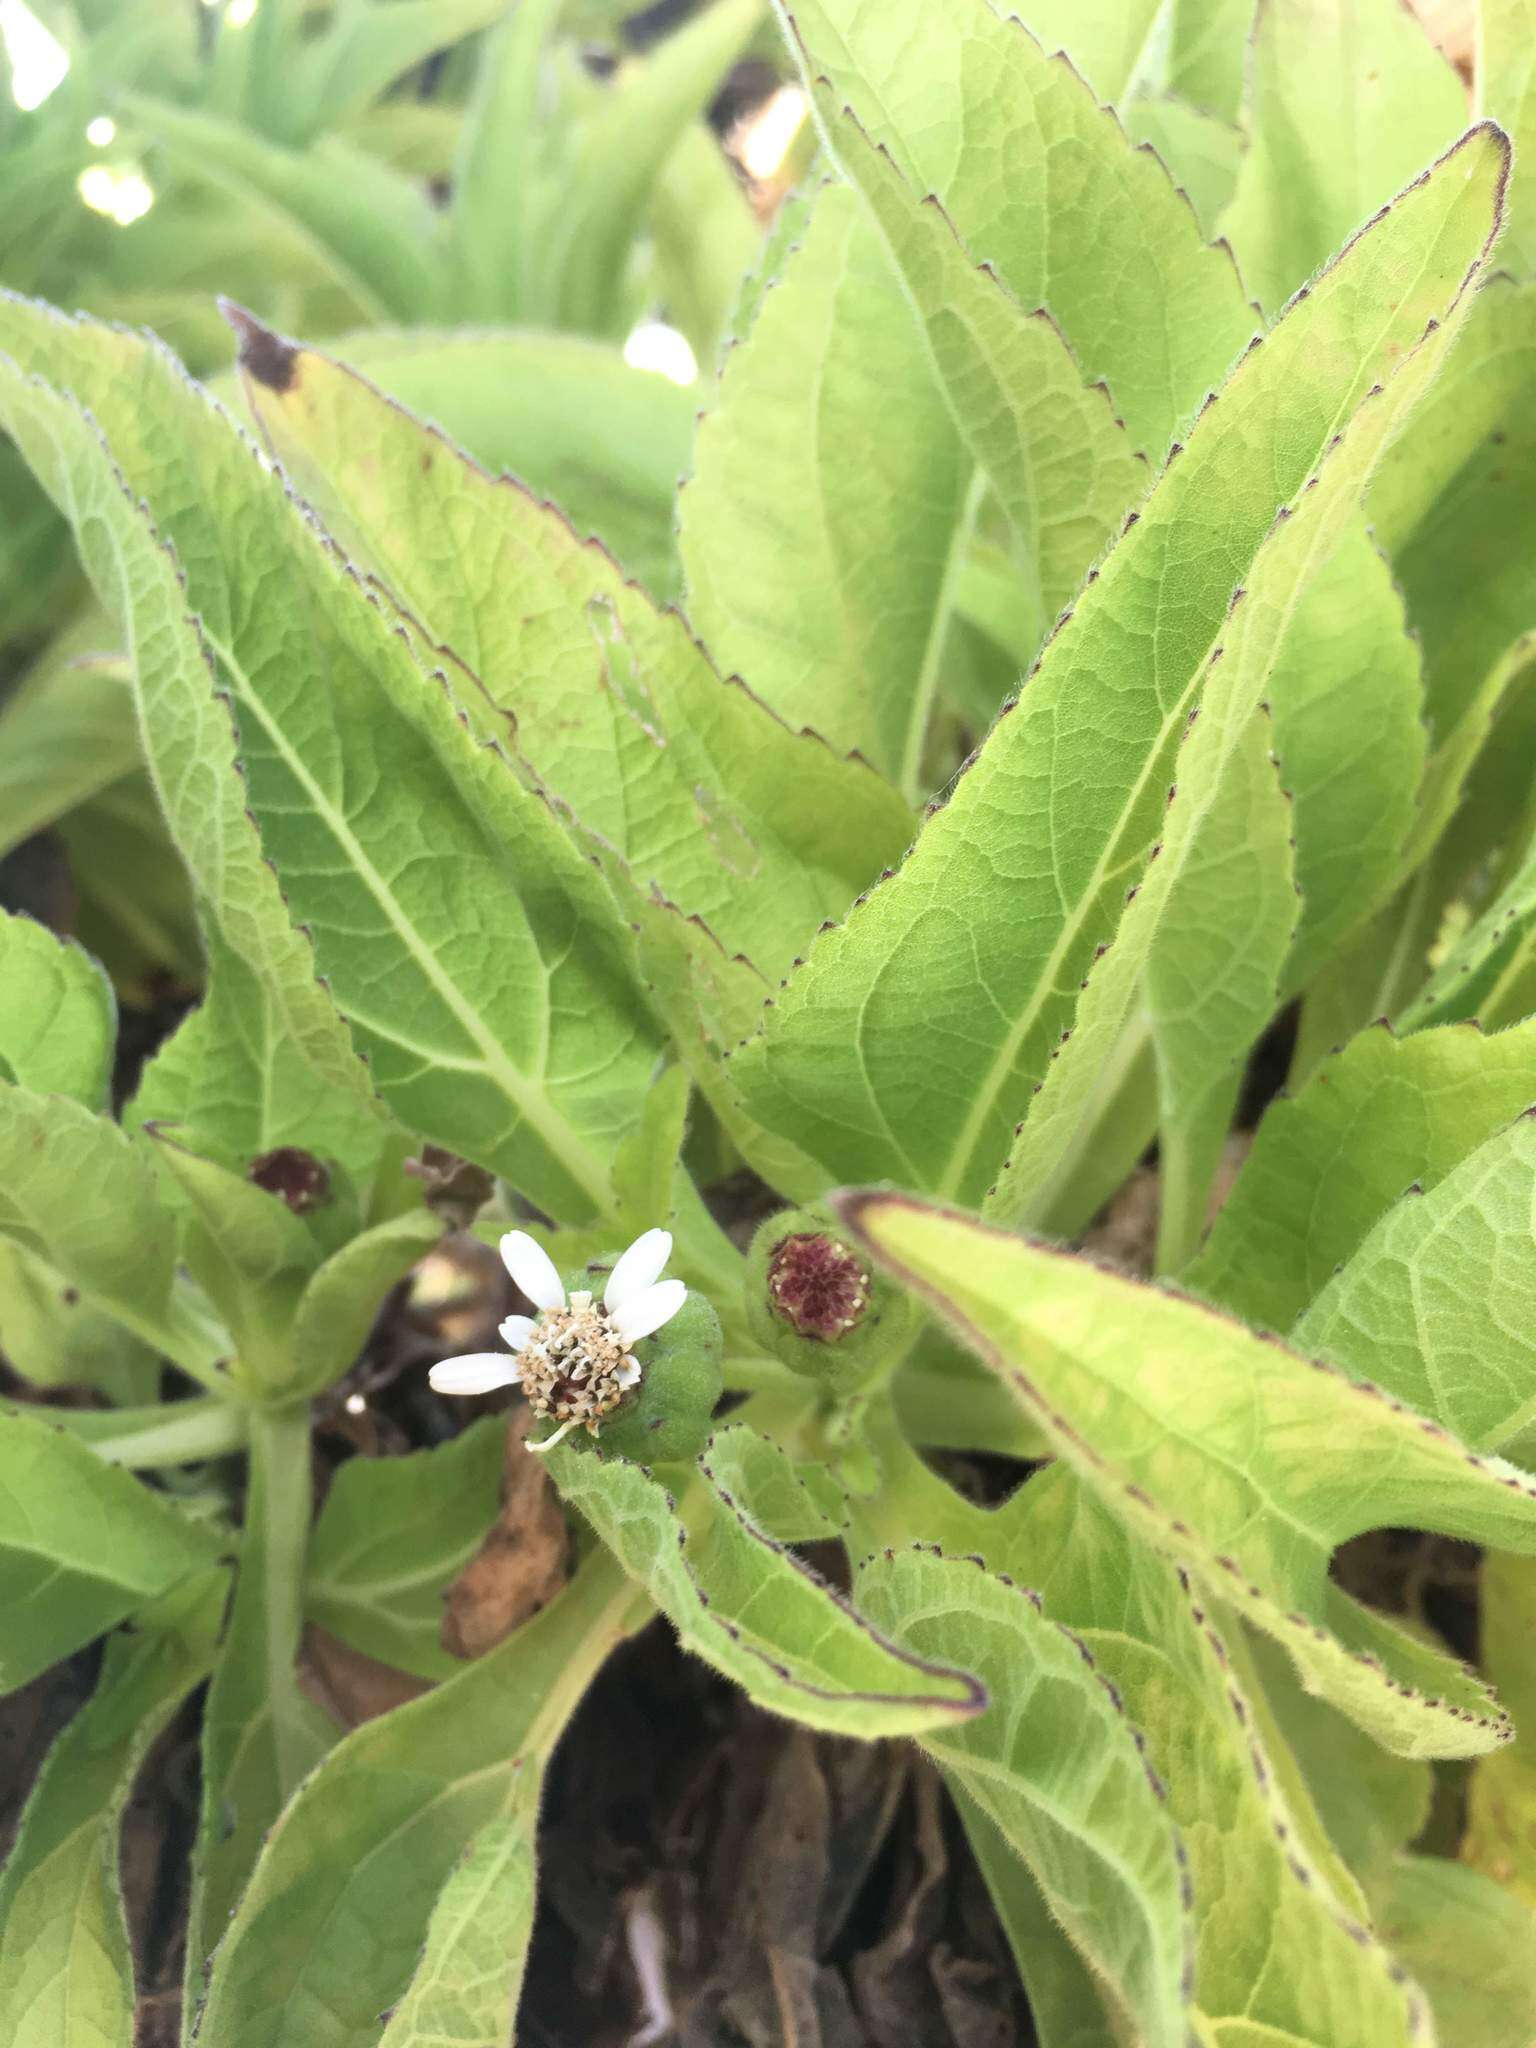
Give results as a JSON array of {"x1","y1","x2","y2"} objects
[{"x1": 0, "y1": 0, "x2": 815, "y2": 1003}]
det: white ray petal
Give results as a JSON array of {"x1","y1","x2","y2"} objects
[
  {"x1": 528, "y1": 1417, "x2": 579, "y2": 1454},
  {"x1": 604, "y1": 1227, "x2": 673, "y2": 1312},
  {"x1": 499, "y1": 1230, "x2": 565, "y2": 1310},
  {"x1": 612, "y1": 1278, "x2": 687, "y2": 1346},
  {"x1": 428, "y1": 1353, "x2": 520, "y2": 1396},
  {"x1": 616, "y1": 1358, "x2": 642, "y2": 1388},
  {"x1": 498, "y1": 1315, "x2": 538, "y2": 1351}
]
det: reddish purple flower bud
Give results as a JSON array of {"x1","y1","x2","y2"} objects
[
  {"x1": 766, "y1": 1232, "x2": 870, "y2": 1342},
  {"x1": 248, "y1": 1146, "x2": 331, "y2": 1213}
]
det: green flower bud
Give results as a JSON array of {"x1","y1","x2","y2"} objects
[
  {"x1": 744, "y1": 1208, "x2": 916, "y2": 1398},
  {"x1": 568, "y1": 1265, "x2": 723, "y2": 1463}
]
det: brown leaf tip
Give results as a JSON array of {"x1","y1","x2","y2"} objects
[
  {"x1": 249, "y1": 1145, "x2": 331, "y2": 1213},
  {"x1": 221, "y1": 298, "x2": 300, "y2": 394},
  {"x1": 767, "y1": 1232, "x2": 871, "y2": 1342}
]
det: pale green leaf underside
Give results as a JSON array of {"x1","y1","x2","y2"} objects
[
  {"x1": 0, "y1": 911, "x2": 115, "y2": 1109},
  {"x1": 1297, "y1": 1115, "x2": 1536, "y2": 1451},
  {"x1": 777, "y1": 0, "x2": 1258, "y2": 459},
  {"x1": 842, "y1": 1191, "x2": 1536, "y2": 1756},
  {"x1": 1217, "y1": 0, "x2": 1464, "y2": 315},
  {"x1": 378, "y1": 1818, "x2": 535, "y2": 2048},
  {"x1": 239, "y1": 327, "x2": 914, "y2": 985},
  {"x1": 1016, "y1": 1468, "x2": 1432, "y2": 2045},
  {"x1": 0, "y1": 1571, "x2": 223, "y2": 2048},
  {"x1": 550, "y1": 1440, "x2": 985, "y2": 1735},
  {"x1": 734, "y1": 126, "x2": 1504, "y2": 1212},
  {"x1": 680, "y1": 179, "x2": 973, "y2": 790},
  {"x1": 1189, "y1": 1015, "x2": 1536, "y2": 1330},
  {"x1": 858, "y1": 1547, "x2": 1191, "y2": 2048},
  {"x1": 0, "y1": 1409, "x2": 221, "y2": 1695}
]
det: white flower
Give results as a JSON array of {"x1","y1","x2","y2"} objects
[{"x1": 428, "y1": 1227, "x2": 686, "y2": 1451}]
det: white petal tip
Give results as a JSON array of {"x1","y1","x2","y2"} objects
[
  {"x1": 499, "y1": 1230, "x2": 565, "y2": 1311},
  {"x1": 612, "y1": 1278, "x2": 688, "y2": 1347},
  {"x1": 428, "y1": 1354, "x2": 518, "y2": 1397},
  {"x1": 499, "y1": 1314, "x2": 538, "y2": 1351},
  {"x1": 604, "y1": 1226, "x2": 674, "y2": 1312}
]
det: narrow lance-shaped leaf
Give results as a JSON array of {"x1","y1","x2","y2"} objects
[
  {"x1": 0, "y1": 1409, "x2": 223, "y2": 1695},
  {"x1": 732, "y1": 127, "x2": 1506, "y2": 1210},
  {"x1": 236, "y1": 318, "x2": 913, "y2": 985},
  {"x1": 195, "y1": 1554, "x2": 650, "y2": 2048},
  {"x1": 0, "y1": 309, "x2": 661, "y2": 1222},
  {"x1": 679, "y1": 179, "x2": 976, "y2": 792},
  {"x1": 549, "y1": 1434, "x2": 986, "y2": 1737},
  {"x1": 0, "y1": 606, "x2": 135, "y2": 864},
  {"x1": 1007, "y1": 1466, "x2": 1438, "y2": 2045},
  {"x1": 775, "y1": 0, "x2": 1259, "y2": 460},
  {"x1": 992, "y1": 318, "x2": 1452, "y2": 1245},
  {"x1": 1217, "y1": 0, "x2": 1465, "y2": 314},
  {"x1": 1464, "y1": 1553, "x2": 1536, "y2": 1907},
  {"x1": 856, "y1": 1547, "x2": 1193, "y2": 2048},
  {"x1": 377, "y1": 1818, "x2": 536, "y2": 2048},
  {"x1": 840, "y1": 1189, "x2": 1536, "y2": 1758},
  {"x1": 1188, "y1": 1013, "x2": 1536, "y2": 1328},
  {"x1": 0, "y1": 1569, "x2": 226, "y2": 2048},
  {"x1": 0, "y1": 910, "x2": 115, "y2": 1108},
  {"x1": 1295, "y1": 1113, "x2": 1536, "y2": 1453},
  {"x1": 1478, "y1": 0, "x2": 1536, "y2": 276}
]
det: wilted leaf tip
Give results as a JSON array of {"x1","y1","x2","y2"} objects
[{"x1": 220, "y1": 297, "x2": 300, "y2": 395}]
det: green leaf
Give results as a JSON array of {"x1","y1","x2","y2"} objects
[
  {"x1": 528, "y1": 0, "x2": 765, "y2": 335},
  {"x1": 305, "y1": 1417, "x2": 505, "y2": 1681},
  {"x1": 1217, "y1": 0, "x2": 1465, "y2": 314},
  {"x1": 1294, "y1": 1113, "x2": 1536, "y2": 1451},
  {"x1": 377, "y1": 1817, "x2": 536, "y2": 2048},
  {"x1": 821, "y1": 119, "x2": 1152, "y2": 711},
  {"x1": 1124, "y1": 94, "x2": 1242, "y2": 238},
  {"x1": 680, "y1": 179, "x2": 975, "y2": 792},
  {"x1": 1011, "y1": 1466, "x2": 1436, "y2": 2045},
  {"x1": 311, "y1": 325, "x2": 698, "y2": 598},
  {"x1": 734, "y1": 127, "x2": 1504, "y2": 1211},
  {"x1": 1270, "y1": 521, "x2": 1425, "y2": 995},
  {"x1": 282, "y1": 0, "x2": 508, "y2": 148},
  {"x1": 1000, "y1": 0, "x2": 1164, "y2": 104},
  {"x1": 446, "y1": 0, "x2": 567, "y2": 321},
  {"x1": 0, "y1": 911, "x2": 115, "y2": 1108},
  {"x1": 839, "y1": 1189, "x2": 1536, "y2": 1756},
  {"x1": 549, "y1": 1434, "x2": 986, "y2": 1735},
  {"x1": 1480, "y1": 0, "x2": 1536, "y2": 277},
  {"x1": 0, "y1": 607, "x2": 134, "y2": 863},
  {"x1": 0, "y1": 309, "x2": 388, "y2": 1180},
  {"x1": 1242, "y1": 1629, "x2": 1431, "y2": 1892},
  {"x1": 1464, "y1": 1551, "x2": 1536, "y2": 1907},
  {"x1": 856, "y1": 1547, "x2": 1192, "y2": 2048},
  {"x1": 0, "y1": 1240, "x2": 160, "y2": 1406},
  {"x1": 287, "y1": 1208, "x2": 444, "y2": 1400},
  {"x1": 195, "y1": 1553, "x2": 649, "y2": 2048},
  {"x1": 149, "y1": 1135, "x2": 324, "y2": 1395},
  {"x1": 1188, "y1": 1014, "x2": 1536, "y2": 1329},
  {"x1": 0, "y1": 1084, "x2": 214, "y2": 1376},
  {"x1": 1143, "y1": 704, "x2": 1296, "y2": 1272},
  {"x1": 236, "y1": 322, "x2": 913, "y2": 987},
  {"x1": 956, "y1": 1791, "x2": 1121, "y2": 2048},
  {"x1": 1371, "y1": 276, "x2": 1536, "y2": 740},
  {"x1": 0, "y1": 309, "x2": 659, "y2": 1224},
  {"x1": 649, "y1": 119, "x2": 762, "y2": 368},
  {"x1": 121, "y1": 99, "x2": 444, "y2": 323},
  {"x1": 1147, "y1": 0, "x2": 1253, "y2": 120},
  {"x1": 0, "y1": 1569, "x2": 225, "y2": 2048},
  {"x1": 1373, "y1": 1857, "x2": 1536, "y2": 2048},
  {"x1": 57, "y1": 773, "x2": 202, "y2": 997},
  {"x1": 0, "y1": 1408, "x2": 223, "y2": 1694},
  {"x1": 775, "y1": 0, "x2": 1259, "y2": 459}
]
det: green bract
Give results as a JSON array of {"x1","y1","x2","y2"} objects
[{"x1": 1, "y1": 2, "x2": 1535, "y2": 2043}]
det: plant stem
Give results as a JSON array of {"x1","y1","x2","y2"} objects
[{"x1": 247, "y1": 1397, "x2": 315, "y2": 1801}]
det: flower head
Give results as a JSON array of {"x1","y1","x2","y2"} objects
[
  {"x1": 765, "y1": 1231, "x2": 871, "y2": 1341},
  {"x1": 428, "y1": 1227, "x2": 686, "y2": 1452}
]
